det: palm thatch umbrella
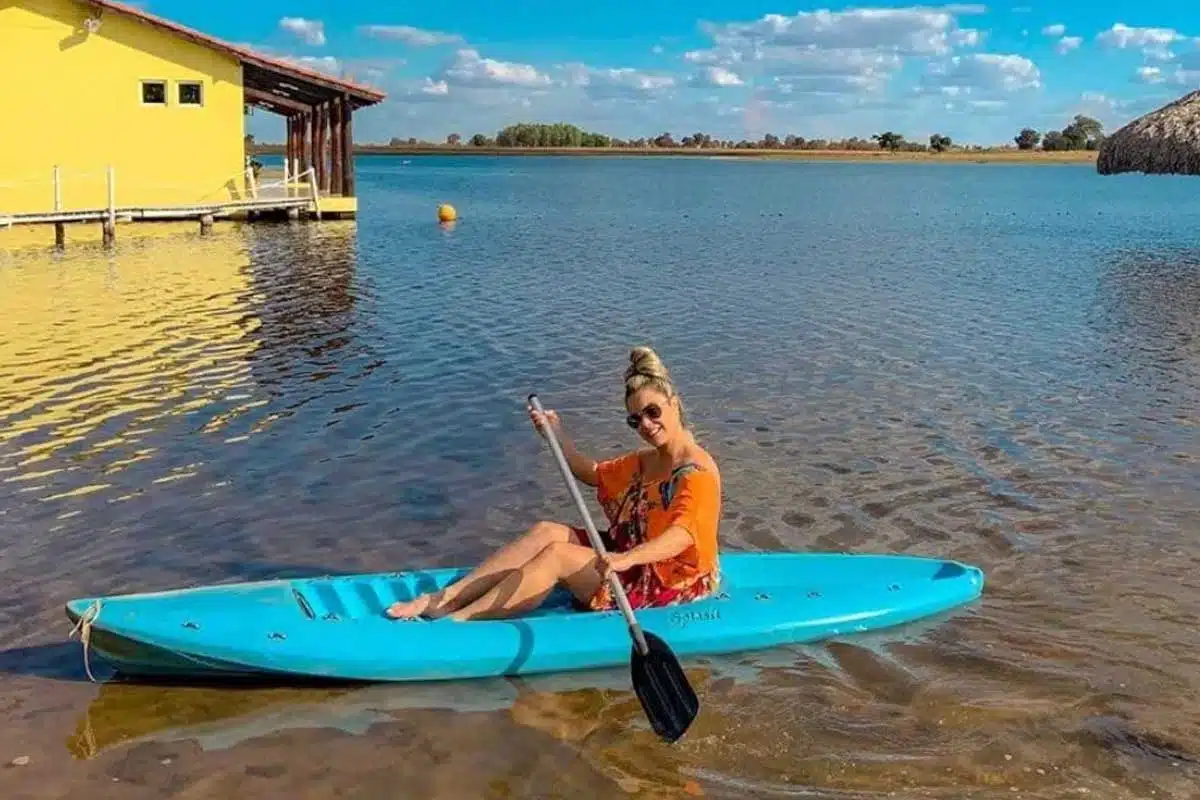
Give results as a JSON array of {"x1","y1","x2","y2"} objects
[{"x1": 1096, "y1": 89, "x2": 1200, "y2": 175}]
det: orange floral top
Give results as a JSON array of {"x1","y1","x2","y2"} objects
[{"x1": 593, "y1": 450, "x2": 722, "y2": 591}]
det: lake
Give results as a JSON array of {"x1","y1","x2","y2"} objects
[{"x1": 1, "y1": 154, "x2": 1198, "y2": 798}]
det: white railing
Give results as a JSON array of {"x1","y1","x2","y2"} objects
[{"x1": 0, "y1": 163, "x2": 319, "y2": 221}]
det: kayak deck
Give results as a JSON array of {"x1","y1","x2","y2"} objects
[{"x1": 65, "y1": 552, "x2": 985, "y2": 682}]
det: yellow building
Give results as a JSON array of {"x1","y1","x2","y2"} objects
[{"x1": 0, "y1": 0, "x2": 385, "y2": 221}]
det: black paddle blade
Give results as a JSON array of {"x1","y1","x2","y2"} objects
[{"x1": 630, "y1": 630, "x2": 699, "y2": 743}]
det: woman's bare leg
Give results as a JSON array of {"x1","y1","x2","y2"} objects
[
  {"x1": 386, "y1": 521, "x2": 574, "y2": 619},
  {"x1": 447, "y1": 541, "x2": 603, "y2": 622}
]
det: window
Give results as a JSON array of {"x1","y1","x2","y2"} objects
[
  {"x1": 141, "y1": 80, "x2": 166, "y2": 105},
  {"x1": 178, "y1": 81, "x2": 203, "y2": 106}
]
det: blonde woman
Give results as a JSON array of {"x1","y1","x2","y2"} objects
[{"x1": 386, "y1": 346, "x2": 722, "y2": 622}]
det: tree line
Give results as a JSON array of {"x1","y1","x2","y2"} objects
[
  {"x1": 384, "y1": 116, "x2": 1105, "y2": 153},
  {"x1": 1012, "y1": 115, "x2": 1104, "y2": 151}
]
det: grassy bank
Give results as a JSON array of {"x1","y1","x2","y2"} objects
[{"x1": 252, "y1": 143, "x2": 1097, "y2": 164}]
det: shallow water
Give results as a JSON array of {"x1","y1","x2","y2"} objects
[{"x1": 1, "y1": 156, "x2": 1198, "y2": 798}]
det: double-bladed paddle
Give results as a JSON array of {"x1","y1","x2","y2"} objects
[{"x1": 528, "y1": 393, "x2": 699, "y2": 743}]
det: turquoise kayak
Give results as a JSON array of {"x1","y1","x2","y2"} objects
[{"x1": 64, "y1": 552, "x2": 984, "y2": 682}]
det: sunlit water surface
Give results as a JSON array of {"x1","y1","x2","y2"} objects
[{"x1": 1, "y1": 156, "x2": 1198, "y2": 799}]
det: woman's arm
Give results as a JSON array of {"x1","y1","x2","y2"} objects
[
  {"x1": 557, "y1": 430, "x2": 599, "y2": 486},
  {"x1": 529, "y1": 405, "x2": 598, "y2": 485},
  {"x1": 611, "y1": 526, "x2": 694, "y2": 568}
]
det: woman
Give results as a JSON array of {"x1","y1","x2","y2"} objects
[{"x1": 386, "y1": 345, "x2": 722, "y2": 622}]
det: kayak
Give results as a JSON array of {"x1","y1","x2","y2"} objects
[{"x1": 64, "y1": 552, "x2": 984, "y2": 682}]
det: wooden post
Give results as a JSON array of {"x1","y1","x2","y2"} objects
[
  {"x1": 314, "y1": 104, "x2": 323, "y2": 193},
  {"x1": 308, "y1": 110, "x2": 317, "y2": 178},
  {"x1": 53, "y1": 165, "x2": 65, "y2": 250},
  {"x1": 312, "y1": 104, "x2": 320, "y2": 192},
  {"x1": 341, "y1": 96, "x2": 355, "y2": 197},
  {"x1": 319, "y1": 102, "x2": 331, "y2": 194},
  {"x1": 330, "y1": 98, "x2": 344, "y2": 196},
  {"x1": 283, "y1": 116, "x2": 291, "y2": 195},
  {"x1": 297, "y1": 113, "x2": 306, "y2": 175},
  {"x1": 103, "y1": 165, "x2": 115, "y2": 248},
  {"x1": 287, "y1": 115, "x2": 298, "y2": 195}
]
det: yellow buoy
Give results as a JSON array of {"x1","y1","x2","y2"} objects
[{"x1": 437, "y1": 203, "x2": 457, "y2": 223}]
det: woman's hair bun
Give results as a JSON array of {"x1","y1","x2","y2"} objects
[
  {"x1": 624, "y1": 345, "x2": 673, "y2": 397},
  {"x1": 626, "y1": 345, "x2": 667, "y2": 380}
]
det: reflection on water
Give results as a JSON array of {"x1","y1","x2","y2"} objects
[
  {"x1": 63, "y1": 611, "x2": 956, "y2": 761},
  {"x1": 1, "y1": 158, "x2": 1199, "y2": 798}
]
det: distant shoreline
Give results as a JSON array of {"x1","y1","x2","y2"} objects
[{"x1": 251, "y1": 144, "x2": 1097, "y2": 165}]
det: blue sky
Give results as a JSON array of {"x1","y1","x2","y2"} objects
[{"x1": 141, "y1": 1, "x2": 1200, "y2": 145}]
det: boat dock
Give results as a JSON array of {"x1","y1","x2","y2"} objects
[{"x1": 1, "y1": 164, "x2": 338, "y2": 250}]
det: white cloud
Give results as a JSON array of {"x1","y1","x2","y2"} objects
[
  {"x1": 919, "y1": 53, "x2": 1041, "y2": 95},
  {"x1": 561, "y1": 64, "x2": 676, "y2": 99},
  {"x1": 279, "y1": 17, "x2": 325, "y2": 47},
  {"x1": 753, "y1": 46, "x2": 902, "y2": 78},
  {"x1": 681, "y1": 6, "x2": 985, "y2": 103},
  {"x1": 688, "y1": 66, "x2": 744, "y2": 88},
  {"x1": 1056, "y1": 36, "x2": 1082, "y2": 54},
  {"x1": 951, "y1": 28, "x2": 983, "y2": 47},
  {"x1": 771, "y1": 73, "x2": 890, "y2": 97},
  {"x1": 359, "y1": 25, "x2": 463, "y2": 47},
  {"x1": 1134, "y1": 65, "x2": 1164, "y2": 83},
  {"x1": 439, "y1": 49, "x2": 553, "y2": 89},
  {"x1": 421, "y1": 78, "x2": 450, "y2": 96},
  {"x1": 697, "y1": 8, "x2": 984, "y2": 58},
  {"x1": 1096, "y1": 23, "x2": 1186, "y2": 60},
  {"x1": 279, "y1": 55, "x2": 340, "y2": 76},
  {"x1": 1041, "y1": 24, "x2": 1066, "y2": 37},
  {"x1": 1129, "y1": 63, "x2": 1200, "y2": 86}
]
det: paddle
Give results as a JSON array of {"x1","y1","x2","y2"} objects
[{"x1": 527, "y1": 393, "x2": 699, "y2": 743}]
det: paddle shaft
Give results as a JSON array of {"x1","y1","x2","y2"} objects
[{"x1": 528, "y1": 394, "x2": 650, "y2": 656}]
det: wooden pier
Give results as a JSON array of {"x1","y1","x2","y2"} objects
[{"x1": 0, "y1": 164, "x2": 334, "y2": 250}]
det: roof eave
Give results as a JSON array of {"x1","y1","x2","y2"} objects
[{"x1": 78, "y1": 0, "x2": 386, "y2": 107}]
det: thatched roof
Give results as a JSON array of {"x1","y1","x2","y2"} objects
[{"x1": 1096, "y1": 89, "x2": 1200, "y2": 175}]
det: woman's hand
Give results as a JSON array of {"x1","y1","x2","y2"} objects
[
  {"x1": 598, "y1": 550, "x2": 638, "y2": 580},
  {"x1": 527, "y1": 402, "x2": 562, "y2": 439}
]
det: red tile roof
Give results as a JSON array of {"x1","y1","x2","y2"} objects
[{"x1": 78, "y1": 0, "x2": 386, "y2": 105}]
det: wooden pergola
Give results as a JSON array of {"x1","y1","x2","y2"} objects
[
  {"x1": 242, "y1": 62, "x2": 384, "y2": 198},
  {"x1": 79, "y1": 0, "x2": 386, "y2": 198}
]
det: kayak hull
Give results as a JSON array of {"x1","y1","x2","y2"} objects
[{"x1": 65, "y1": 552, "x2": 985, "y2": 683}]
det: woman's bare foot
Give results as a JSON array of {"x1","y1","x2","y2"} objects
[{"x1": 385, "y1": 593, "x2": 437, "y2": 620}]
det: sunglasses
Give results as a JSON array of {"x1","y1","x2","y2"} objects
[{"x1": 626, "y1": 403, "x2": 663, "y2": 429}]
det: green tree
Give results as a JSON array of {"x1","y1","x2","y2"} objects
[
  {"x1": 1041, "y1": 130, "x2": 1069, "y2": 151},
  {"x1": 446, "y1": 133, "x2": 461, "y2": 146},
  {"x1": 872, "y1": 131, "x2": 905, "y2": 151},
  {"x1": 929, "y1": 133, "x2": 952, "y2": 152},
  {"x1": 493, "y1": 122, "x2": 605, "y2": 147},
  {"x1": 1061, "y1": 114, "x2": 1103, "y2": 150},
  {"x1": 1014, "y1": 128, "x2": 1041, "y2": 150}
]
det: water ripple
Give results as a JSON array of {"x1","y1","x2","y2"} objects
[{"x1": 1, "y1": 158, "x2": 1198, "y2": 798}]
